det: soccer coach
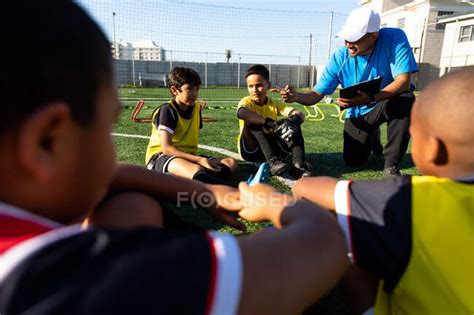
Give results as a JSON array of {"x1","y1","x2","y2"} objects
[{"x1": 280, "y1": 8, "x2": 418, "y2": 178}]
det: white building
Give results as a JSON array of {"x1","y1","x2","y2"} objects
[
  {"x1": 438, "y1": 11, "x2": 474, "y2": 76},
  {"x1": 359, "y1": 0, "x2": 474, "y2": 89},
  {"x1": 112, "y1": 40, "x2": 166, "y2": 61}
]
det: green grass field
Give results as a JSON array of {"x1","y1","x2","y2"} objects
[
  {"x1": 115, "y1": 86, "x2": 419, "y2": 233},
  {"x1": 114, "y1": 86, "x2": 419, "y2": 313}
]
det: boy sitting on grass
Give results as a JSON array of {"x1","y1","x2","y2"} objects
[
  {"x1": 292, "y1": 67, "x2": 474, "y2": 314},
  {"x1": 0, "y1": 2, "x2": 349, "y2": 314},
  {"x1": 146, "y1": 67, "x2": 237, "y2": 185},
  {"x1": 237, "y1": 64, "x2": 313, "y2": 178}
]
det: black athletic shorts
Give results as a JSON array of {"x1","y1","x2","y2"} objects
[{"x1": 147, "y1": 153, "x2": 218, "y2": 173}]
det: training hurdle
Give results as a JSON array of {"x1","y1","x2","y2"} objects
[{"x1": 131, "y1": 99, "x2": 218, "y2": 123}]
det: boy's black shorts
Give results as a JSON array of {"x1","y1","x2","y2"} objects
[{"x1": 147, "y1": 153, "x2": 219, "y2": 173}]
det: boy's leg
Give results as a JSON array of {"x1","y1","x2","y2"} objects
[
  {"x1": 288, "y1": 128, "x2": 313, "y2": 177},
  {"x1": 206, "y1": 156, "x2": 237, "y2": 180},
  {"x1": 343, "y1": 117, "x2": 375, "y2": 167},
  {"x1": 159, "y1": 156, "x2": 203, "y2": 179},
  {"x1": 247, "y1": 124, "x2": 279, "y2": 161},
  {"x1": 239, "y1": 133, "x2": 265, "y2": 162},
  {"x1": 381, "y1": 92, "x2": 414, "y2": 170},
  {"x1": 167, "y1": 158, "x2": 232, "y2": 186},
  {"x1": 88, "y1": 192, "x2": 164, "y2": 228},
  {"x1": 290, "y1": 127, "x2": 305, "y2": 165},
  {"x1": 150, "y1": 154, "x2": 232, "y2": 186},
  {"x1": 246, "y1": 124, "x2": 290, "y2": 175},
  {"x1": 343, "y1": 105, "x2": 385, "y2": 167}
]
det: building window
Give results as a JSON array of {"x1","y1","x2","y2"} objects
[
  {"x1": 397, "y1": 18, "x2": 405, "y2": 30},
  {"x1": 459, "y1": 25, "x2": 474, "y2": 43},
  {"x1": 436, "y1": 11, "x2": 454, "y2": 30}
]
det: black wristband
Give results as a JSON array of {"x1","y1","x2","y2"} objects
[{"x1": 264, "y1": 118, "x2": 276, "y2": 129}]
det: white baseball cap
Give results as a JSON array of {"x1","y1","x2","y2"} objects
[{"x1": 336, "y1": 8, "x2": 381, "y2": 42}]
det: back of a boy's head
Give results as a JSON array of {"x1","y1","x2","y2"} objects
[
  {"x1": 167, "y1": 67, "x2": 201, "y2": 90},
  {"x1": 418, "y1": 67, "x2": 474, "y2": 135},
  {"x1": 0, "y1": 0, "x2": 112, "y2": 135},
  {"x1": 245, "y1": 64, "x2": 270, "y2": 81}
]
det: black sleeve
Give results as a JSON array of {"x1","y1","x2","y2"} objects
[
  {"x1": 1, "y1": 229, "x2": 214, "y2": 315},
  {"x1": 346, "y1": 175, "x2": 412, "y2": 292},
  {"x1": 155, "y1": 104, "x2": 178, "y2": 132},
  {"x1": 199, "y1": 109, "x2": 202, "y2": 129}
]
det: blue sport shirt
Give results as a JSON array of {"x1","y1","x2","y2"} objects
[{"x1": 315, "y1": 28, "x2": 419, "y2": 118}]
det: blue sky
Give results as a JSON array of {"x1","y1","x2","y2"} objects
[{"x1": 77, "y1": 0, "x2": 360, "y2": 65}]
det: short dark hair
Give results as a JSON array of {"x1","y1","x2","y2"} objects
[
  {"x1": 0, "y1": 0, "x2": 113, "y2": 134},
  {"x1": 167, "y1": 67, "x2": 201, "y2": 90},
  {"x1": 245, "y1": 64, "x2": 270, "y2": 81}
]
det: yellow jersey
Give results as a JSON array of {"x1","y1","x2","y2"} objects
[{"x1": 145, "y1": 100, "x2": 201, "y2": 164}]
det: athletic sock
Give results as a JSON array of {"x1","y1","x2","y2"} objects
[
  {"x1": 249, "y1": 124, "x2": 278, "y2": 162},
  {"x1": 291, "y1": 129, "x2": 305, "y2": 165},
  {"x1": 192, "y1": 170, "x2": 233, "y2": 186},
  {"x1": 209, "y1": 163, "x2": 232, "y2": 179}
]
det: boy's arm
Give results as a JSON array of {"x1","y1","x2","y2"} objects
[
  {"x1": 107, "y1": 163, "x2": 244, "y2": 229},
  {"x1": 235, "y1": 183, "x2": 348, "y2": 315},
  {"x1": 292, "y1": 176, "x2": 339, "y2": 210},
  {"x1": 237, "y1": 107, "x2": 266, "y2": 125},
  {"x1": 156, "y1": 105, "x2": 218, "y2": 171},
  {"x1": 160, "y1": 130, "x2": 219, "y2": 171},
  {"x1": 294, "y1": 176, "x2": 413, "y2": 293}
]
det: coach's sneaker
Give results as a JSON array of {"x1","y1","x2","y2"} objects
[
  {"x1": 383, "y1": 165, "x2": 401, "y2": 179},
  {"x1": 269, "y1": 157, "x2": 290, "y2": 176},
  {"x1": 247, "y1": 162, "x2": 271, "y2": 186},
  {"x1": 291, "y1": 161, "x2": 313, "y2": 179}
]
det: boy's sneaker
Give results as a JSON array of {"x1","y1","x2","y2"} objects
[
  {"x1": 383, "y1": 165, "x2": 401, "y2": 179},
  {"x1": 247, "y1": 162, "x2": 271, "y2": 186},
  {"x1": 269, "y1": 157, "x2": 290, "y2": 175},
  {"x1": 291, "y1": 161, "x2": 313, "y2": 179}
]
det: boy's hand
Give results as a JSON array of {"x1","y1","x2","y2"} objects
[
  {"x1": 205, "y1": 184, "x2": 246, "y2": 231},
  {"x1": 238, "y1": 182, "x2": 295, "y2": 227},
  {"x1": 206, "y1": 184, "x2": 242, "y2": 211},
  {"x1": 198, "y1": 157, "x2": 221, "y2": 172}
]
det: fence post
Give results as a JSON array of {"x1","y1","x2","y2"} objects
[
  {"x1": 311, "y1": 39, "x2": 317, "y2": 88},
  {"x1": 297, "y1": 56, "x2": 301, "y2": 89},
  {"x1": 205, "y1": 52, "x2": 208, "y2": 89},
  {"x1": 327, "y1": 12, "x2": 334, "y2": 61},
  {"x1": 132, "y1": 56, "x2": 136, "y2": 86},
  {"x1": 169, "y1": 50, "x2": 173, "y2": 71},
  {"x1": 269, "y1": 61, "x2": 272, "y2": 83},
  {"x1": 237, "y1": 54, "x2": 241, "y2": 89}
]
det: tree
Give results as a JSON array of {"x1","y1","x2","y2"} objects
[{"x1": 225, "y1": 49, "x2": 232, "y2": 63}]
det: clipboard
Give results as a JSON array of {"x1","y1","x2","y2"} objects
[{"x1": 339, "y1": 76, "x2": 383, "y2": 99}]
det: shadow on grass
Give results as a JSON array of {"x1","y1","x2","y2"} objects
[{"x1": 305, "y1": 152, "x2": 416, "y2": 179}]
